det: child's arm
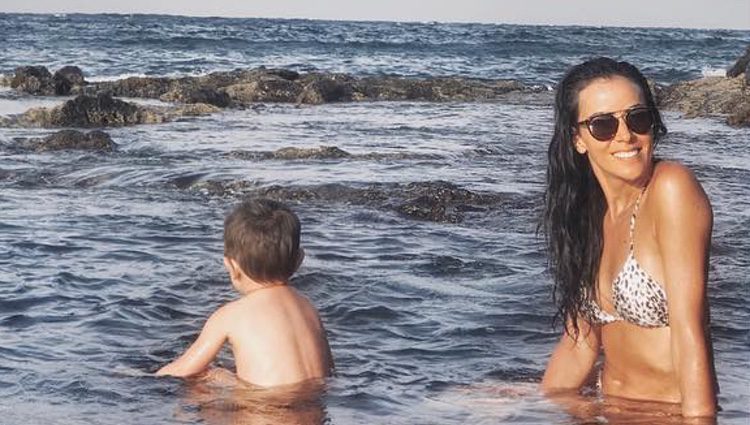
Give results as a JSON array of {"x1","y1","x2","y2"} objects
[{"x1": 156, "y1": 306, "x2": 231, "y2": 378}]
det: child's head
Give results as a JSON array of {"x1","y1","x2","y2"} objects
[{"x1": 224, "y1": 198, "x2": 302, "y2": 285}]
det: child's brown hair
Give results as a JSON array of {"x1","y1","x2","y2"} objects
[{"x1": 224, "y1": 198, "x2": 301, "y2": 283}]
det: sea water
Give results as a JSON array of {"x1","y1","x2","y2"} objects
[{"x1": 0, "y1": 13, "x2": 748, "y2": 424}]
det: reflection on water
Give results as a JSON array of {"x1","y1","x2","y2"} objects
[
  {"x1": 432, "y1": 382, "x2": 717, "y2": 425},
  {"x1": 551, "y1": 393, "x2": 720, "y2": 425},
  {"x1": 178, "y1": 369, "x2": 328, "y2": 425}
]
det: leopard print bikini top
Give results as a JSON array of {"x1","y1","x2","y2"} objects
[{"x1": 581, "y1": 188, "x2": 669, "y2": 328}]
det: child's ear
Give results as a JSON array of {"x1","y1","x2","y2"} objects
[
  {"x1": 224, "y1": 256, "x2": 241, "y2": 280},
  {"x1": 294, "y1": 247, "x2": 305, "y2": 272}
]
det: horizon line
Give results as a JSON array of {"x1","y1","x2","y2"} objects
[{"x1": 1, "y1": 11, "x2": 749, "y2": 32}]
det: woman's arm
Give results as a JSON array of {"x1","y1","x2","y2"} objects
[
  {"x1": 541, "y1": 317, "x2": 600, "y2": 392},
  {"x1": 653, "y1": 162, "x2": 717, "y2": 417},
  {"x1": 156, "y1": 305, "x2": 230, "y2": 378}
]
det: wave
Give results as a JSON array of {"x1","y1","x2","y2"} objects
[
  {"x1": 85, "y1": 68, "x2": 235, "y2": 82},
  {"x1": 701, "y1": 66, "x2": 728, "y2": 77}
]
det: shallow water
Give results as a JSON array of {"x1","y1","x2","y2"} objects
[{"x1": 1, "y1": 13, "x2": 749, "y2": 425}]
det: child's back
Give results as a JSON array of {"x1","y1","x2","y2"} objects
[{"x1": 227, "y1": 285, "x2": 331, "y2": 386}]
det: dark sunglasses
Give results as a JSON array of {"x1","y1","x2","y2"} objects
[{"x1": 577, "y1": 106, "x2": 655, "y2": 141}]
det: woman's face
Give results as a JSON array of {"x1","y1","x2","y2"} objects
[{"x1": 573, "y1": 75, "x2": 654, "y2": 187}]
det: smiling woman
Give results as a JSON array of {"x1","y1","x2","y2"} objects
[{"x1": 540, "y1": 57, "x2": 719, "y2": 419}]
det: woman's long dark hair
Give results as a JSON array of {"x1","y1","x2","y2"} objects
[{"x1": 542, "y1": 57, "x2": 667, "y2": 337}]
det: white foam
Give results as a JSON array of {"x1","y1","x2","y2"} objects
[
  {"x1": 0, "y1": 97, "x2": 66, "y2": 116},
  {"x1": 86, "y1": 73, "x2": 151, "y2": 83},
  {"x1": 86, "y1": 69, "x2": 233, "y2": 83},
  {"x1": 701, "y1": 66, "x2": 727, "y2": 78}
]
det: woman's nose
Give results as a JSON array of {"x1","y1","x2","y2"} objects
[{"x1": 613, "y1": 114, "x2": 635, "y2": 143}]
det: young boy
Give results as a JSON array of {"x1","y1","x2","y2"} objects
[{"x1": 157, "y1": 198, "x2": 333, "y2": 387}]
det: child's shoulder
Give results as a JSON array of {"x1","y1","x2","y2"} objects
[
  {"x1": 209, "y1": 295, "x2": 264, "y2": 323},
  {"x1": 239, "y1": 286, "x2": 318, "y2": 316},
  {"x1": 205, "y1": 298, "x2": 261, "y2": 336},
  {"x1": 207, "y1": 300, "x2": 242, "y2": 323}
]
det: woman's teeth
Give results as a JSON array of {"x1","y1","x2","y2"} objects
[{"x1": 613, "y1": 149, "x2": 639, "y2": 159}]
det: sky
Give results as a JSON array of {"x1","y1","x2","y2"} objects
[{"x1": 1, "y1": 0, "x2": 749, "y2": 30}]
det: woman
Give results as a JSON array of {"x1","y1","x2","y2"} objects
[{"x1": 540, "y1": 57, "x2": 718, "y2": 418}]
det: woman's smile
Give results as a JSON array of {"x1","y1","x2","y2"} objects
[{"x1": 612, "y1": 148, "x2": 641, "y2": 159}]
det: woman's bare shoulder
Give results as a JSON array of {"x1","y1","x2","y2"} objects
[
  {"x1": 651, "y1": 161, "x2": 708, "y2": 201},
  {"x1": 649, "y1": 160, "x2": 712, "y2": 223},
  {"x1": 652, "y1": 160, "x2": 698, "y2": 185}
]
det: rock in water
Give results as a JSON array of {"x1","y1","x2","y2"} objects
[
  {"x1": 19, "y1": 129, "x2": 117, "y2": 152},
  {"x1": 11, "y1": 66, "x2": 55, "y2": 95},
  {"x1": 224, "y1": 76, "x2": 303, "y2": 103},
  {"x1": 272, "y1": 146, "x2": 352, "y2": 160},
  {"x1": 189, "y1": 179, "x2": 503, "y2": 223},
  {"x1": 38, "y1": 129, "x2": 116, "y2": 151},
  {"x1": 61, "y1": 66, "x2": 530, "y2": 105},
  {"x1": 297, "y1": 74, "x2": 355, "y2": 104},
  {"x1": 53, "y1": 66, "x2": 86, "y2": 95},
  {"x1": 727, "y1": 45, "x2": 750, "y2": 78},
  {"x1": 658, "y1": 76, "x2": 749, "y2": 127},
  {"x1": 160, "y1": 87, "x2": 231, "y2": 107},
  {"x1": 56, "y1": 93, "x2": 142, "y2": 127},
  {"x1": 8, "y1": 93, "x2": 219, "y2": 128},
  {"x1": 727, "y1": 106, "x2": 750, "y2": 127},
  {"x1": 74, "y1": 76, "x2": 173, "y2": 99}
]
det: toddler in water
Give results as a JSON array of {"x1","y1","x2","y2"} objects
[{"x1": 157, "y1": 199, "x2": 333, "y2": 386}]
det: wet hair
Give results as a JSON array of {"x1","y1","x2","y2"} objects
[
  {"x1": 224, "y1": 198, "x2": 301, "y2": 284},
  {"x1": 542, "y1": 57, "x2": 667, "y2": 336}
]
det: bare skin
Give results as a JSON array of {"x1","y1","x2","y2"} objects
[
  {"x1": 157, "y1": 252, "x2": 333, "y2": 387},
  {"x1": 541, "y1": 76, "x2": 717, "y2": 418}
]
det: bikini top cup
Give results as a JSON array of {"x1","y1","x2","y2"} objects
[{"x1": 582, "y1": 189, "x2": 670, "y2": 328}]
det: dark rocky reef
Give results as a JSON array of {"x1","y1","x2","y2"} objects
[
  {"x1": 69, "y1": 67, "x2": 529, "y2": 106},
  {"x1": 15, "y1": 129, "x2": 116, "y2": 152},
  {"x1": 185, "y1": 179, "x2": 516, "y2": 223},
  {"x1": 227, "y1": 146, "x2": 442, "y2": 161},
  {"x1": 658, "y1": 76, "x2": 749, "y2": 127},
  {"x1": 10, "y1": 66, "x2": 55, "y2": 95},
  {"x1": 392, "y1": 182, "x2": 492, "y2": 223},
  {"x1": 2, "y1": 93, "x2": 219, "y2": 128},
  {"x1": 355, "y1": 75, "x2": 526, "y2": 102},
  {"x1": 727, "y1": 45, "x2": 750, "y2": 83},
  {"x1": 53, "y1": 66, "x2": 86, "y2": 96},
  {"x1": 229, "y1": 146, "x2": 352, "y2": 160},
  {"x1": 271, "y1": 146, "x2": 351, "y2": 160},
  {"x1": 658, "y1": 45, "x2": 750, "y2": 127},
  {"x1": 11, "y1": 65, "x2": 86, "y2": 96}
]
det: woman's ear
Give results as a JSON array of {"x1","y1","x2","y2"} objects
[{"x1": 574, "y1": 135, "x2": 588, "y2": 154}]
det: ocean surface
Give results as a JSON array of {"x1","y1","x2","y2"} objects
[{"x1": 0, "y1": 13, "x2": 748, "y2": 425}]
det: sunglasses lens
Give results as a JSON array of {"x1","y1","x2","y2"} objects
[
  {"x1": 588, "y1": 115, "x2": 618, "y2": 141},
  {"x1": 626, "y1": 108, "x2": 654, "y2": 134}
]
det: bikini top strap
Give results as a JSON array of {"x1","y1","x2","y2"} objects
[{"x1": 628, "y1": 186, "x2": 648, "y2": 253}]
